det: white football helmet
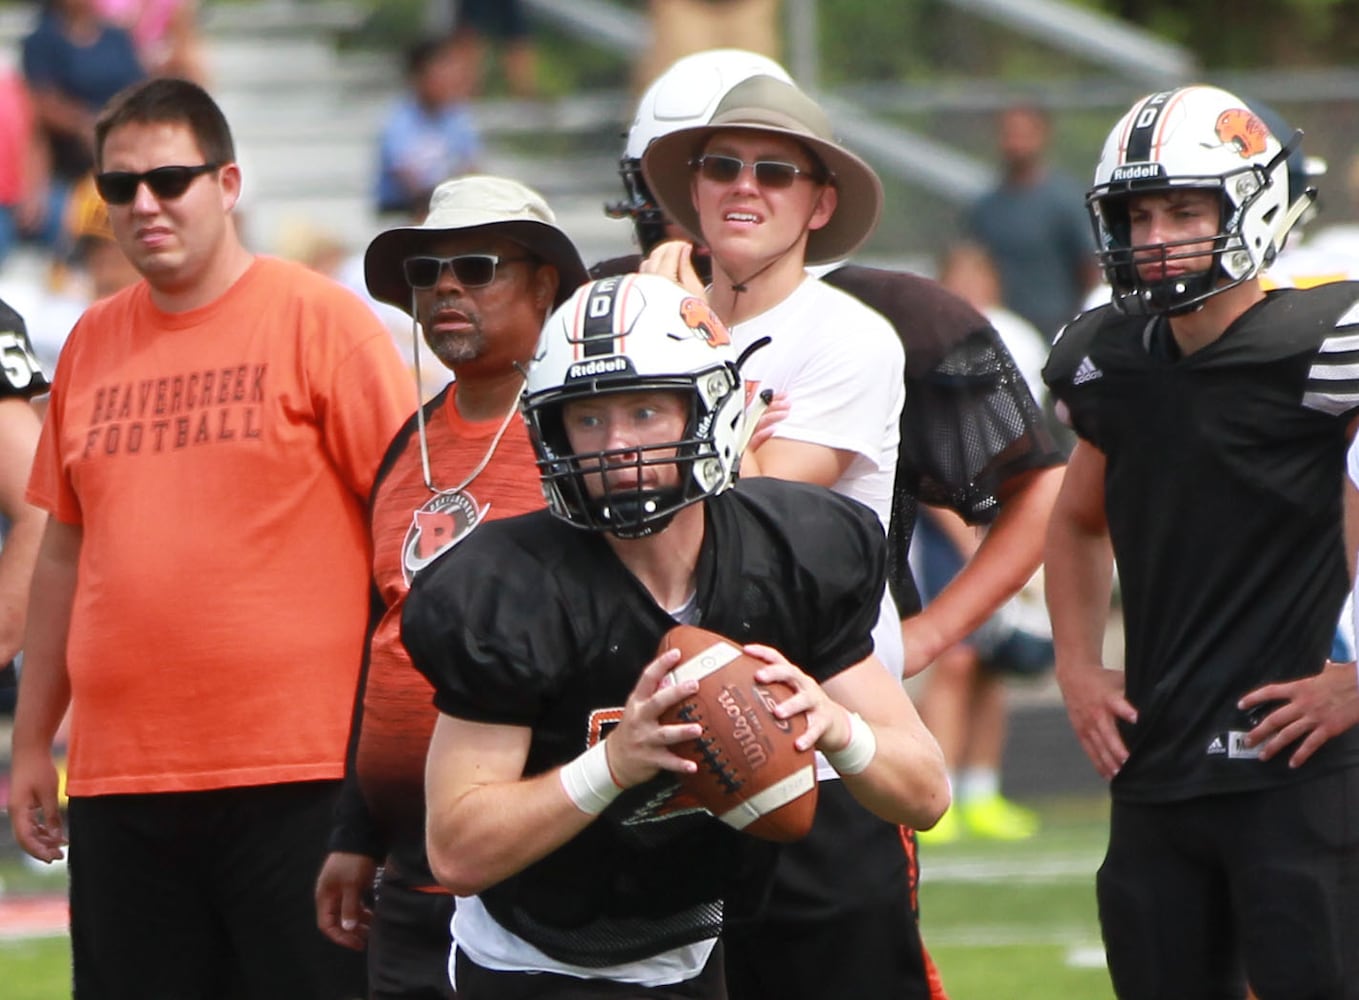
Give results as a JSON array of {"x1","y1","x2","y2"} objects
[
  {"x1": 522, "y1": 273, "x2": 746, "y2": 538},
  {"x1": 1088, "y1": 84, "x2": 1308, "y2": 316},
  {"x1": 607, "y1": 49, "x2": 793, "y2": 253}
]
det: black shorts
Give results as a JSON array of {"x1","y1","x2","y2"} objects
[
  {"x1": 370, "y1": 872, "x2": 457, "y2": 1000},
  {"x1": 453, "y1": 939, "x2": 726, "y2": 999},
  {"x1": 723, "y1": 779, "x2": 943, "y2": 1000},
  {"x1": 67, "y1": 781, "x2": 367, "y2": 1000},
  {"x1": 1098, "y1": 768, "x2": 1359, "y2": 1000}
]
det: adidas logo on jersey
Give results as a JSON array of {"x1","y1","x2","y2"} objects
[
  {"x1": 1072, "y1": 356, "x2": 1103, "y2": 385},
  {"x1": 1206, "y1": 735, "x2": 1227, "y2": 756}
]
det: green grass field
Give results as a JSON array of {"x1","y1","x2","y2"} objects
[
  {"x1": 920, "y1": 795, "x2": 1114, "y2": 999},
  {"x1": 0, "y1": 794, "x2": 1115, "y2": 999},
  {"x1": 0, "y1": 853, "x2": 71, "y2": 1000}
]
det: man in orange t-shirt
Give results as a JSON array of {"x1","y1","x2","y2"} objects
[
  {"x1": 8, "y1": 77, "x2": 413, "y2": 997},
  {"x1": 313, "y1": 174, "x2": 588, "y2": 998}
]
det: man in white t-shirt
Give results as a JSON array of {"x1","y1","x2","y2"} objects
[
  {"x1": 639, "y1": 73, "x2": 905, "y2": 675},
  {"x1": 637, "y1": 73, "x2": 939, "y2": 1000}
]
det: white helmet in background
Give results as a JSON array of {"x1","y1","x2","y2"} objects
[
  {"x1": 1087, "y1": 84, "x2": 1309, "y2": 316},
  {"x1": 607, "y1": 49, "x2": 793, "y2": 253},
  {"x1": 522, "y1": 273, "x2": 746, "y2": 538}
]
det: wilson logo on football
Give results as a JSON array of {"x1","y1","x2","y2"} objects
[{"x1": 754, "y1": 684, "x2": 793, "y2": 734}]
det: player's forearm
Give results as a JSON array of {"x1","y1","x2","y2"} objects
[
  {"x1": 910, "y1": 466, "x2": 1063, "y2": 661},
  {"x1": 1044, "y1": 512, "x2": 1114, "y2": 674},
  {"x1": 836, "y1": 718, "x2": 950, "y2": 829},
  {"x1": 11, "y1": 523, "x2": 80, "y2": 755},
  {"x1": 821, "y1": 663, "x2": 951, "y2": 827},
  {"x1": 426, "y1": 764, "x2": 596, "y2": 897}
]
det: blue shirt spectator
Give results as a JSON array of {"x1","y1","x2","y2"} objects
[
  {"x1": 965, "y1": 103, "x2": 1097, "y2": 342},
  {"x1": 375, "y1": 37, "x2": 482, "y2": 217}
]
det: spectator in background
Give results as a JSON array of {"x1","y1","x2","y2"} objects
[
  {"x1": 376, "y1": 36, "x2": 482, "y2": 219},
  {"x1": 636, "y1": 0, "x2": 781, "y2": 93},
  {"x1": 315, "y1": 174, "x2": 588, "y2": 999},
  {"x1": 914, "y1": 241, "x2": 1055, "y2": 844},
  {"x1": 965, "y1": 101, "x2": 1098, "y2": 342},
  {"x1": 21, "y1": 0, "x2": 145, "y2": 252},
  {"x1": 451, "y1": 0, "x2": 537, "y2": 98},
  {"x1": 94, "y1": 0, "x2": 208, "y2": 82},
  {"x1": 0, "y1": 68, "x2": 50, "y2": 268},
  {"x1": 8, "y1": 76, "x2": 412, "y2": 997}
]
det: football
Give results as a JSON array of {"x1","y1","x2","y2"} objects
[{"x1": 657, "y1": 624, "x2": 817, "y2": 842}]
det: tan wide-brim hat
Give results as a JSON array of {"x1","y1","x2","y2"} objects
[
  {"x1": 640, "y1": 75, "x2": 884, "y2": 264},
  {"x1": 364, "y1": 175, "x2": 590, "y2": 314}
]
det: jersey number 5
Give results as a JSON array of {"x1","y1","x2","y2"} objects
[{"x1": 0, "y1": 332, "x2": 43, "y2": 391}]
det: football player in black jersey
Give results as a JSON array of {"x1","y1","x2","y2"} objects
[
  {"x1": 0, "y1": 298, "x2": 48, "y2": 714},
  {"x1": 599, "y1": 49, "x2": 1063, "y2": 1000},
  {"x1": 1044, "y1": 85, "x2": 1359, "y2": 999},
  {"x1": 402, "y1": 273, "x2": 949, "y2": 999}
]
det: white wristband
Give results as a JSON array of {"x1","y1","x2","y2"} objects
[
  {"x1": 824, "y1": 711, "x2": 877, "y2": 776},
  {"x1": 560, "y1": 741, "x2": 623, "y2": 815}
]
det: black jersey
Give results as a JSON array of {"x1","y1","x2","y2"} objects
[
  {"x1": 822, "y1": 264, "x2": 1064, "y2": 614},
  {"x1": 402, "y1": 477, "x2": 885, "y2": 967},
  {"x1": 0, "y1": 299, "x2": 51, "y2": 400},
  {"x1": 1045, "y1": 285, "x2": 1359, "y2": 803},
  {"x1": 587, "y1": 257, "x2": 1065, "y2": 616}
]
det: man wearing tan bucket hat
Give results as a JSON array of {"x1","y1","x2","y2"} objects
[
  {"x1": 638, "y1": 75, "x2": 951, "y2": 999},
  {"x1": 314, "y1": 174, "x2": 588, "y2": 997}
]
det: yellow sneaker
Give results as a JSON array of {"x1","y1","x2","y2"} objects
[
  {"x1": 917, "y1": 805, "x2": 961, "y2": 845},
  {"x1": 55, "y1": 752, "x2": 69, "y2": 806},
  {"x1": 959, "y1": 793, "x2": 1039, "y2": 841}
]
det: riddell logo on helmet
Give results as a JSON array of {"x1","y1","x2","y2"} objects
[
  {"x1": 567, "y1": 357, "x2": 632, "y2": 380},
  {"x1": 1112, "y1": 163, "x2": 1165, "y2": 182}
]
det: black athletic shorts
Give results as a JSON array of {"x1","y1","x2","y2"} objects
[
  {"x1": 67, "y1": 781, "x2": 367, "y2": 1000},
  {"x1": 723, "y1": 779, "x2": 942, "y2": 1000},
  {"x1": 1098, "y1": 768, "x2": 1359, "y2": 1000},
  {"x1": 370, "y1": 872, "x2": 457, "y2": 1000},
  {"x1": 453, "y1": 939, "x2": 726, "y2": 999}
]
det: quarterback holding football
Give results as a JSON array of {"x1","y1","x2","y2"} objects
[{"x1": 403, "y1": 273, "x2": 948, "y2": 998}]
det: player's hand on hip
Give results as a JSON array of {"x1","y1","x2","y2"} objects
[
  {"x1": 1055, "y1": 662, "x2": 1137, "y2": 781},
  {"x1": 641, "y1": 240, "x2": 705, "y2": 297},
  {"x1": 741, "y1": 643, "x2": 848, "y2": 753},
  {"x1": 1239, "y1": 660, "x2": 1359, "y2": 768},
  {"x1": 606, "y1": 647, "x2": 703, "y2": 789},
  {"x1": 7, "y1": 747, "x2": 66, "y2": 863},
  {"x1": 314, "y1": 850, "x2": 376, "y2": 950}
]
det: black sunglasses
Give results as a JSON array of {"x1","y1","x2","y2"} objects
[
  {"x1": 94, "y1": 163, "x2": 221, "y2": 205},
  {"x1": 689, "y1": 154, "x2": 825, "y2": 189},
  {"x1": 402, "y1": 254, "x2": 532, "y2": 289}
]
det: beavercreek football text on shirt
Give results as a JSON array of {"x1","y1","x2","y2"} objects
[{"x1": 83, "y1": 363, "x2": 268, "y2": 456}]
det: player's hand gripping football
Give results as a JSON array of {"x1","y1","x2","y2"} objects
[
  {"x1": 604, "y1": 647, "x2": 704, "y2": 789},
  {"x1": 740, "y1": 643, "x2": 853, "y2": 754}
]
